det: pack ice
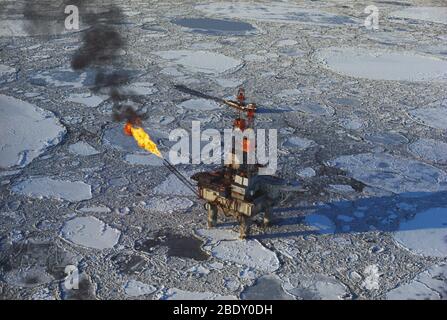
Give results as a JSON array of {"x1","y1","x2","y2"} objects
[
  {"x1": 12, "y1": 177, "x2": 92, "y2": 202},
  {"x1": 196, "y1": 229, "x2": 280, "y2": 273},
  {"x1": 153, "y1": 50, "x2": 243, "y2": 75},
  {"x1": 0, "y1": 95, "x2": 66, "y2": 169},
  {"x1": 391, "y1": 7, "x2": 447, "y2": 25},
  {"x1": 328, "y1": 153, "x2": 447, "y2": 194},
  {"x1": 61, "y1": 216, "x2": 121, "y2": 250},
  {"x1": 393, "y1": 208, "x2": 447, "y2": 258},
  {"x1": 0, "y1": 64, "x2": 16, "y2": 84},
  {"x1": 316, "y1": 47, "x2": 447, "y2": 82},
  {"x1": 195, "y1": 2, "x2": 357, "y2": 26}
]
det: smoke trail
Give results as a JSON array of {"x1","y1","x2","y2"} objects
[{"x1": 69, "y1": 1, "x2": 145, "y2": 124}]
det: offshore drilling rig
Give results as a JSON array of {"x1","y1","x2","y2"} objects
[
  {"x1": 121, "y1": 86, "x2": 284, "y2": 239},
  {"x1": 175, "y1": 85, "x2": 283, "y2": 239}
]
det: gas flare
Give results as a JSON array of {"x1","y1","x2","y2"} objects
[{"x1": 124, "y1": 122, "x2": 162, "y2": 158}]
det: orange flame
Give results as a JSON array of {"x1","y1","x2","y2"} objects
[{"x1": 124, "y1": 122, "x2": 162, "y2": 158}]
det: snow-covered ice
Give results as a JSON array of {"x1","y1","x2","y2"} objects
[
  {"x1": 178, "y1": 99, "x2": 221, "y2": 111},
  {"x1": 61, "y1": 216, "x2": 121, "y2": 250},
  {"x1": 154, "y1": 50, "x2": 243, "y2": 75},
  {"x1": 123, "y1": 82, "x2": 158, "y2": 96},
  {"x1": 409, "y1": 107, "x2": 447, "y2": 130},
  {"x1": 78, "y1": 206, "x2": 111, "y2": 214},
  {"x1": 144, "y1": 196, "x2": 194, "y2": 213},
  {"x1": 316, "y1": 47, "x2": 447, "y2": 82},
  {"x1": 196, "y1": 2, "x2": 357, "y2": 26},
  {"x1": 283, "y1": 137, "x2": 316, "y2": 150},
  {"x1": 152, "y1": 173, "x2": 196, "y2": 197},
  {"x1": 283, "y1": 274, "x2": 350, "y2": 300},
  {"x1": 391, "y1": 7, "x2": 447, "y2": 25},
  {"x1": 393, "y1": 208, "x2": 447, "y2": 258},
  {"x1": 0, "y1": 64, "x2": 16, "y2": 84},
  {"x1": 67, "y1": 93, "x2": 105, "y2": 108},
  {"x1": 68, "y1": 142, "x2": 100, "y2": 157},
  {"x1": 196, "y1": 228, "x2": 280, "y2": 272},
  {"x1": 158, "y1": 288, "x2": 237, "y2": 300},
  {"x1": 12, "y1": 177, "x2": 92, "y2": 202},
  {"x1": 328, "y1": 153, "x2": 447, "y2": 194},
  {"x1": 0, "y1": 95, "x2": 66, "y2": 169},
  {"x1": 304, "y1": 214, "x2": 336, "y2": 234},
  {"x1": 124, "y1": 280, "x2": 157, "y2": 297},
  {"x1": 298, "y1": 167, "x2": 316, "y2": 178},
  {"x1": 386, "y1": 264, "x2": 447, "y2": 300},
  {"x1": 408, "y1": 138, "x2": 447, "y2": 164}
]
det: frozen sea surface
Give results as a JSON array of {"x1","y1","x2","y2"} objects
[
  {"x1": 61, "y1": 216, "x2": 121, "y2": 250},
  {"x1": 153, "y1": 50, "x2": 243, "y2": 75},
  {"x1": 0, "y1": 64, "x2": 16, "y2": 84},
  {"x1": 328, "y1": 153, "x2": 447, "y2": 194},
  {"x1": 283, "y1": 274, "x2": 350, "y2": 300},
  {"x1": 386, "y1": 264, "x2": 447, "y2": 300},
  {"x1": 0, "y1": 95, "x2": 66, "y2": 169},
  {"x1": 196, "y1": 229, "x2": 280, "y2": 272},
  {"x1": 316, "y1": 47, "x2": 447, "y2": 82},
  {"x1": 158, "y1": 288, "x2": 237, "y2": 300},
  {"x1": 393, "y1": 207, "x2": 447, "y2": 258},
  {"x1": 68, "y1": 142, "x2": 100, "y2": 157},
  {"x1": 196, "y1": 2, "x2": 357, "y2": 26},
  {"x1": 408, "y1": 139, "x2": 447, "y2": 164},
  {"x1": 391, "y1": 7, "x2": 447, "y2": 25},
  {"x1": 12, "y1": 177, "x2": 92, "y2": 202},
  {"x1": 409, "y1": 107, "x2": 447, "y2": 130},
  {"x1": 124, "y1": 280, "x2": 157, "y2": 297}
]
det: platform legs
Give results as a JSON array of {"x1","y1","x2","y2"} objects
[
  {"x1": 263, "y1": 207, "x2": 272, "y2": 228},
  {"x1": 206, "y1": 203, "x2": 218, "y2": 228},
  {"x1": 238, "y1": 215, "x2": 251, "y2": 240}
]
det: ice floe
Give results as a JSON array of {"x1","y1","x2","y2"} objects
[
  {"x1": 316, "y1": 47, "x2": 447, "y2": 82},
  {"x1": 0, "y1": 95, "x2": 66, "y2": 169},
  {"x1": 124, "y1": 280, "x2": 157, "y2": 297},
  {"x1": 195, "y1": 2, "x2": 357, "y2": 26},
  {"x1": 409, "y1": 107, "x2": 447, "y2": 130},
  {"x1": 365, "y1": 132, "x2": 408, "y2": 146},
  {"x1": 393, "y1": 208, "x2": 447, "y2": 258},
  {"x1": 386, "y1": 264, "x2": 447, "y2": 300},
  {"x1": 152, "y1": 173, "x2": 197, "y2": 197},
  {"x1": 304, "y1": 214, "x2": 336, "y2": 234},
  {"x1": 144, "y1": 196, "x2": 194, "y2": 213},
  {"x1": 158, "y1": 288, "x2": 237, "y2": 300},
  {"x1": 67, "y1": 93, "x2": 105, "y2": 108},
  {"x1": 153, "y1": 50, "x2": 243, "y2": 75},
  {"x1": 390, "y1": 7, "x2": 447, "y2": 25},
  {"x1": 298, "y1": 167, "x2": 316, "y2": 178},
  {"x1": 12, "y1": 177, "x2": 92, "y2": 202},
  {"x1": 78, "y1": 206, "x2": 111, "y2": 214},
  {"x1": 241, "y1": 276, "x2": 294, "y2": 300},
  {"x1": 328, "y1": 153, "x2": 447, "y2": 194},
  {"x1": 178, "y1": 98, "x2": 221, "y2": 111},
  {"x1": 123, "y1": 82, "x2": 158, "y2": 96},
  {"x1": 172, "y1": 18, "x2": 256, "y2": 36},
  {"x1": 29, "y1": 68, "x2": 96, "y2": 88},
  {"x1": 283, "y1": 137, "x2": 316, "y2": 150},
  {"x1": 125, "y1": 154, "x2": 164, "y2": 166},
  {"x1": 195, "y1": 228, "x2": 280, "y2": 272},
  {"x1": 68, "y1": 142, "x2": 100, "y2": 157},
  {"x1": 0, "y1": 64, "x2": 16, "y2": 84},
  {"x1": 291, "y1": 101, "x2": 335, "y2": 117},
  {"x1": 283, "y1": 274, "x2": 350, "y2": 300},
  {"x1": 61, "y1": 216, "x2": 121, "y2": 250},
  {"x1": 408, "y1": 139, "x2": 447, "y2": 165}
]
